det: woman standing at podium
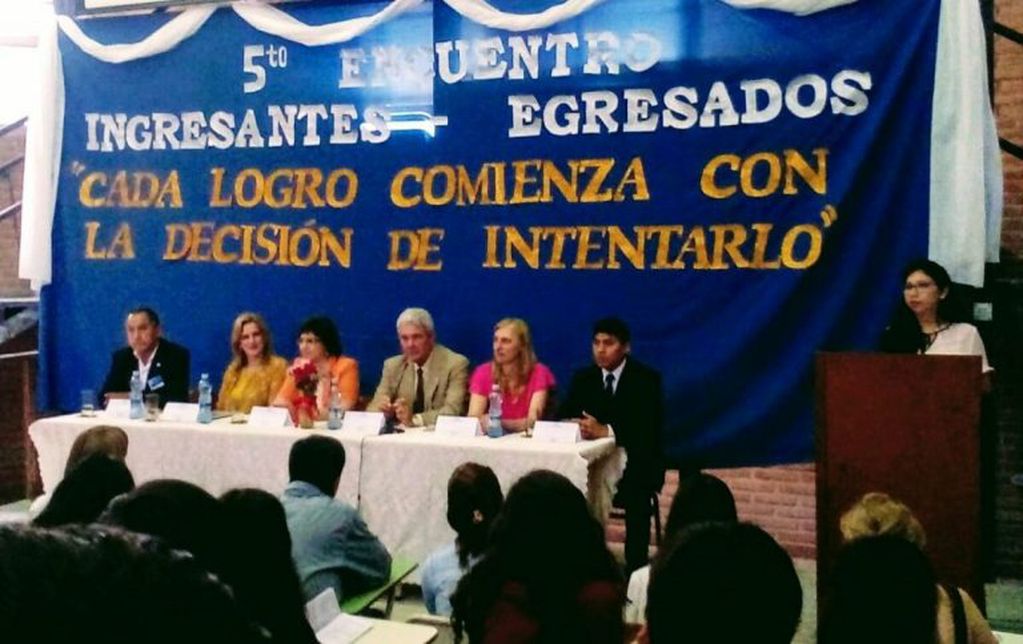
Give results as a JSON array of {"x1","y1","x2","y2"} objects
[
  {"x1": 881, "y1": 259, "x2": 992, "y2": 387},
  {"x1": 217, "y1": 312, "x2": 288, "y2": 414}
]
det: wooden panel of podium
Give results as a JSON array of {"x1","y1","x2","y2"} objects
[{"x1": 815, "y1": 352, "x2": 984, "y2": 605}]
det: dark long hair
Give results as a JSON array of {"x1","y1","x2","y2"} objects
[
  {"x1": 663, "y1": 472, "x2": 738, "y2": 539},
  {"x1": 446, "y1": 463, "x2": 503, "y2": 568},
  {"x1": 821, "y1": 535, "x2": 938, "y2": 644},
  {"x1": 220, "y1": 489, "x2": 318, "y2": 644},
  {"x1": 34, "y1": 455, "x2": 135, "y2": 528},
  {"x1": 451, "y1": 470, "x2": 622, "y2": 643},
  {"x1": 880, "y1": 259, "x2": 969, "y2": 354},
  {"x1": 100, "y1": 479, "x2": 227, "y2": 580}
]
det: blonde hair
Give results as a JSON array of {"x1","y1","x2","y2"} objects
[
  {"x1": 65, "y1": 425, "x2": 128, "y2": 477},
  {"x1": 222, "y1": 313, "x2": 277, "y2": 391},
  {"x1": 491, "y1": 318, "x2": 538, "y2": 394},
  {"x1": 230, "y1": 313, "x2": 275, "y2": 365},
  {"x1": 839, "y1": 492, "x2": 927, "y2": 548}
]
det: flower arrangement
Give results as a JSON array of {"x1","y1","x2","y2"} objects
[{"x1": 290, "y1": 359, "x2": 319, "y2": 428}]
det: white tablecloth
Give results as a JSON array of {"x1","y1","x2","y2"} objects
[
  {"x1": 29, "y1": 415, "x2": 365, "y2": 504},
  {"x1": 358, "y1": 432, "x2": 624, "y2": 581},
  {"x1": 29, "y1": 416, "x2": 625, "y2": 581}
]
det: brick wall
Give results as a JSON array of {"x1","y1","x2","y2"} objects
[
  {"x1": 998, "y1": 0, "x2": 1023, "y2": 259},
  {"x1": 606, "y1": 465, "x2": 817, "y2": 563},
  {"x1": 992, "y1": 0, "x2": 1023, "y2": 580}
]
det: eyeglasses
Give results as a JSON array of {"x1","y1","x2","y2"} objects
[{"x1": 903, "y1": 280, "x2": 936, "y2": 292}]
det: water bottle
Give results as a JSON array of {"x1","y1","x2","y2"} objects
[
  {"x1": 487, "y1": 383, "x2": 503, "y2": 438},
  {"x1": 327, "y1": 381, "x2": 344, "y2": 430},
  {"x1": 129, "y1": 370, "x2": 144, "y2": 420},
  {"x1": 197, "y1": 373, "x2": 213, "y2": 424}
]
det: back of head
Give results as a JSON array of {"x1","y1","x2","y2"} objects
[
  {"x1": 34, "y1": 455, "x2": 135, "y2": 528},
  {"x1": 822, "y1": 535, "x2": 937, "y2": 644},
  {"x1": 840, "y1": 492, "x2": 926, "y2": 548},
  {"x1": 288, "y1": 435, "x2": 346, "y2": 495},
  {"x1": 452, "y1": 470, "x2": 620, "y2": 643},
  {"x1": 0, "y1": 524, "x2": 268, "y2": 644},
  {"x1": 446, "y1": 462, "x2": 503, "y2": 567},
  {"x1": 490, "y1": 470, "x2": 615, "y2": 580},
  {"x1": 646, "y1": 522, "x2": 802, "y2": 644},
  {"x1": 663, "y1": 472, "x2": 737, "y2": 539},
  {"x1": 65, "y1": 425, "x2": 129, "y2": 477},
  {"x1": 220, "y1": 489, "x2": 317, "y2": 644},
  {"x1": 100, "y1": 479, "x2": 226, "y2": 577}
]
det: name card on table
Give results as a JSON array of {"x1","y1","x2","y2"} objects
[
  {"x1": 161, "y1": 402, "x2": 199, "y2": 423},
  {"x1": 532, "y1": 421, "x2": 582, "y2": 444},
  {"x1": 341, "y1": 411, "x2": 385, "y2": 436},
  {"x1": 435, "y1": 415, "x2": 481, "y2": 438},
  {"x1": 104, "y1": 399, "x2": 131, "y2": 419},
  {"x1": 247, "y1": 406, "x2": 291, "y2": 428}
]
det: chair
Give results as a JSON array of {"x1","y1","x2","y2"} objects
[{"x1": 340, "y1": 557, "x2": 418, "y2": 618}]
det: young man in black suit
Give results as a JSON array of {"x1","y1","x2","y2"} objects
[
  {"x1": 100, "y1": 307, "x2": 190, "y2": 407},
  {"x1": 559, "y1": 317, "x2": 664, "y2": 574}
]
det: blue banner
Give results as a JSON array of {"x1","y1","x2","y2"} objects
[{"x1": 43, "y1": 0, "x2": 940, "y2": 467}]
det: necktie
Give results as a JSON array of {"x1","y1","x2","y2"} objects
[
  {"x1": 413, "y1": 365, "x2": 425, "y2": 414},
  {"x1": 604, "y1": 373, "x2": 615, "y2": 397}
]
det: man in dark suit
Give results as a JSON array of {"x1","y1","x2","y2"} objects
[
  {"x1": 100, "y1": 307, "x2": 190, "y2": 407},
  {"x1": 559, "y1": 317, "x2": 664, "y2": 573}
]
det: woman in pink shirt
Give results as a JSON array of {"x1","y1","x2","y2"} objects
[{"x1": 467, "y1": 318, "x2": 555, "y2": 433}]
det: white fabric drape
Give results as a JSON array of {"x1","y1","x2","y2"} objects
[
  {"x1": 441, "y1": 0, "x2": 605, "y2": 31},
  {"x1": 17, "y1": 13, "x2": 62, "y2": 291},
  {"x1": 929, "y1": 0, "x2": 1002, "y2": 286},
  {"x1": 232, "y1": 0, "x2": 423, "y2": 47},
  {"x1": 56, "y1": 7, "x2": 216, "y2": 64},
  {"x1": 718, "y1": 0, "x2": 855, "y2": 16}
]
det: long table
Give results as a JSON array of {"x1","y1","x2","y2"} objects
[
  {"x1": 359, "y1": 431, "x2": 624, "y2": 577},
  {"x1": 29, "y1": 415, "x2": 624, "y2": 579},
  {"x1": 30, "y1": 415, "x2": 364, "y2": 504}
]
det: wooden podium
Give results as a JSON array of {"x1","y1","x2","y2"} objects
[{"x1": 815, "y1": 352, "x2": 984, "y2": 604}]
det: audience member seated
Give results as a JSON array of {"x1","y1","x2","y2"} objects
[
  {"x1": 367, "y1": 307, "x2": 470, "y2": 429},
  {"x1": 838, "y1": 492, "x2": 998, "y2": 644},
  {"x1": 822, "y1": 535, "x2": 939, "y2": 644},
  {"x1": 100, "y1": 306, "x2": 190, "y2": 406},
  {"x1": 100, "y1": 479, "x2": 228, "y2": 580},
  {"x1": 880, "y1": 259, "x2": 993, "y2": 388},
  {"x1": 625, "y1": 471, "x2": 738, "y2": 623},
  {"x1": 0, "y1": 524, "x2": 269, "y2": 644},
  {"x1": 281, "y1": 435, "x2": 391, "y2": 602},
  {"x1": 217, "y1": 312, "x2": 288, "y2": 414},
  {"x1": 273, "y1": 316, "x2": 358, "y2": 423},
  {"x1": 452, "y1": 469, "x2": 623, "y2": 644},
  {"x1": 33, "y1": 455, "x2": 134, "y2": 528},
  {"x1": 643, "y1": 522, "x2": 802, "y2": 644},
  {"x1": 467, "y1": 318, "x2": 555, "y2": 433},
  {"x1": 65, "y1": 424, "x2": 130, "y2": 474},
  {"x1": 220, "y1": 488, "x2": 319, "y2": 644},
  {"x1": 422, "y1": 462, "x2": 503, "y2": 616},
  {"x1": 29, "y1": 424, "x2": 129, "y2": 518}
]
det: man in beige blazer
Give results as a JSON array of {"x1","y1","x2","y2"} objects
[{"x1": 367, "y1": 308, "x2": 470, "y2": 428}]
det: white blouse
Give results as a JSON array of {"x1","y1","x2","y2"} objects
[{"x1": 924, "y1": 323, "x2": 993, "y2": 373}]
